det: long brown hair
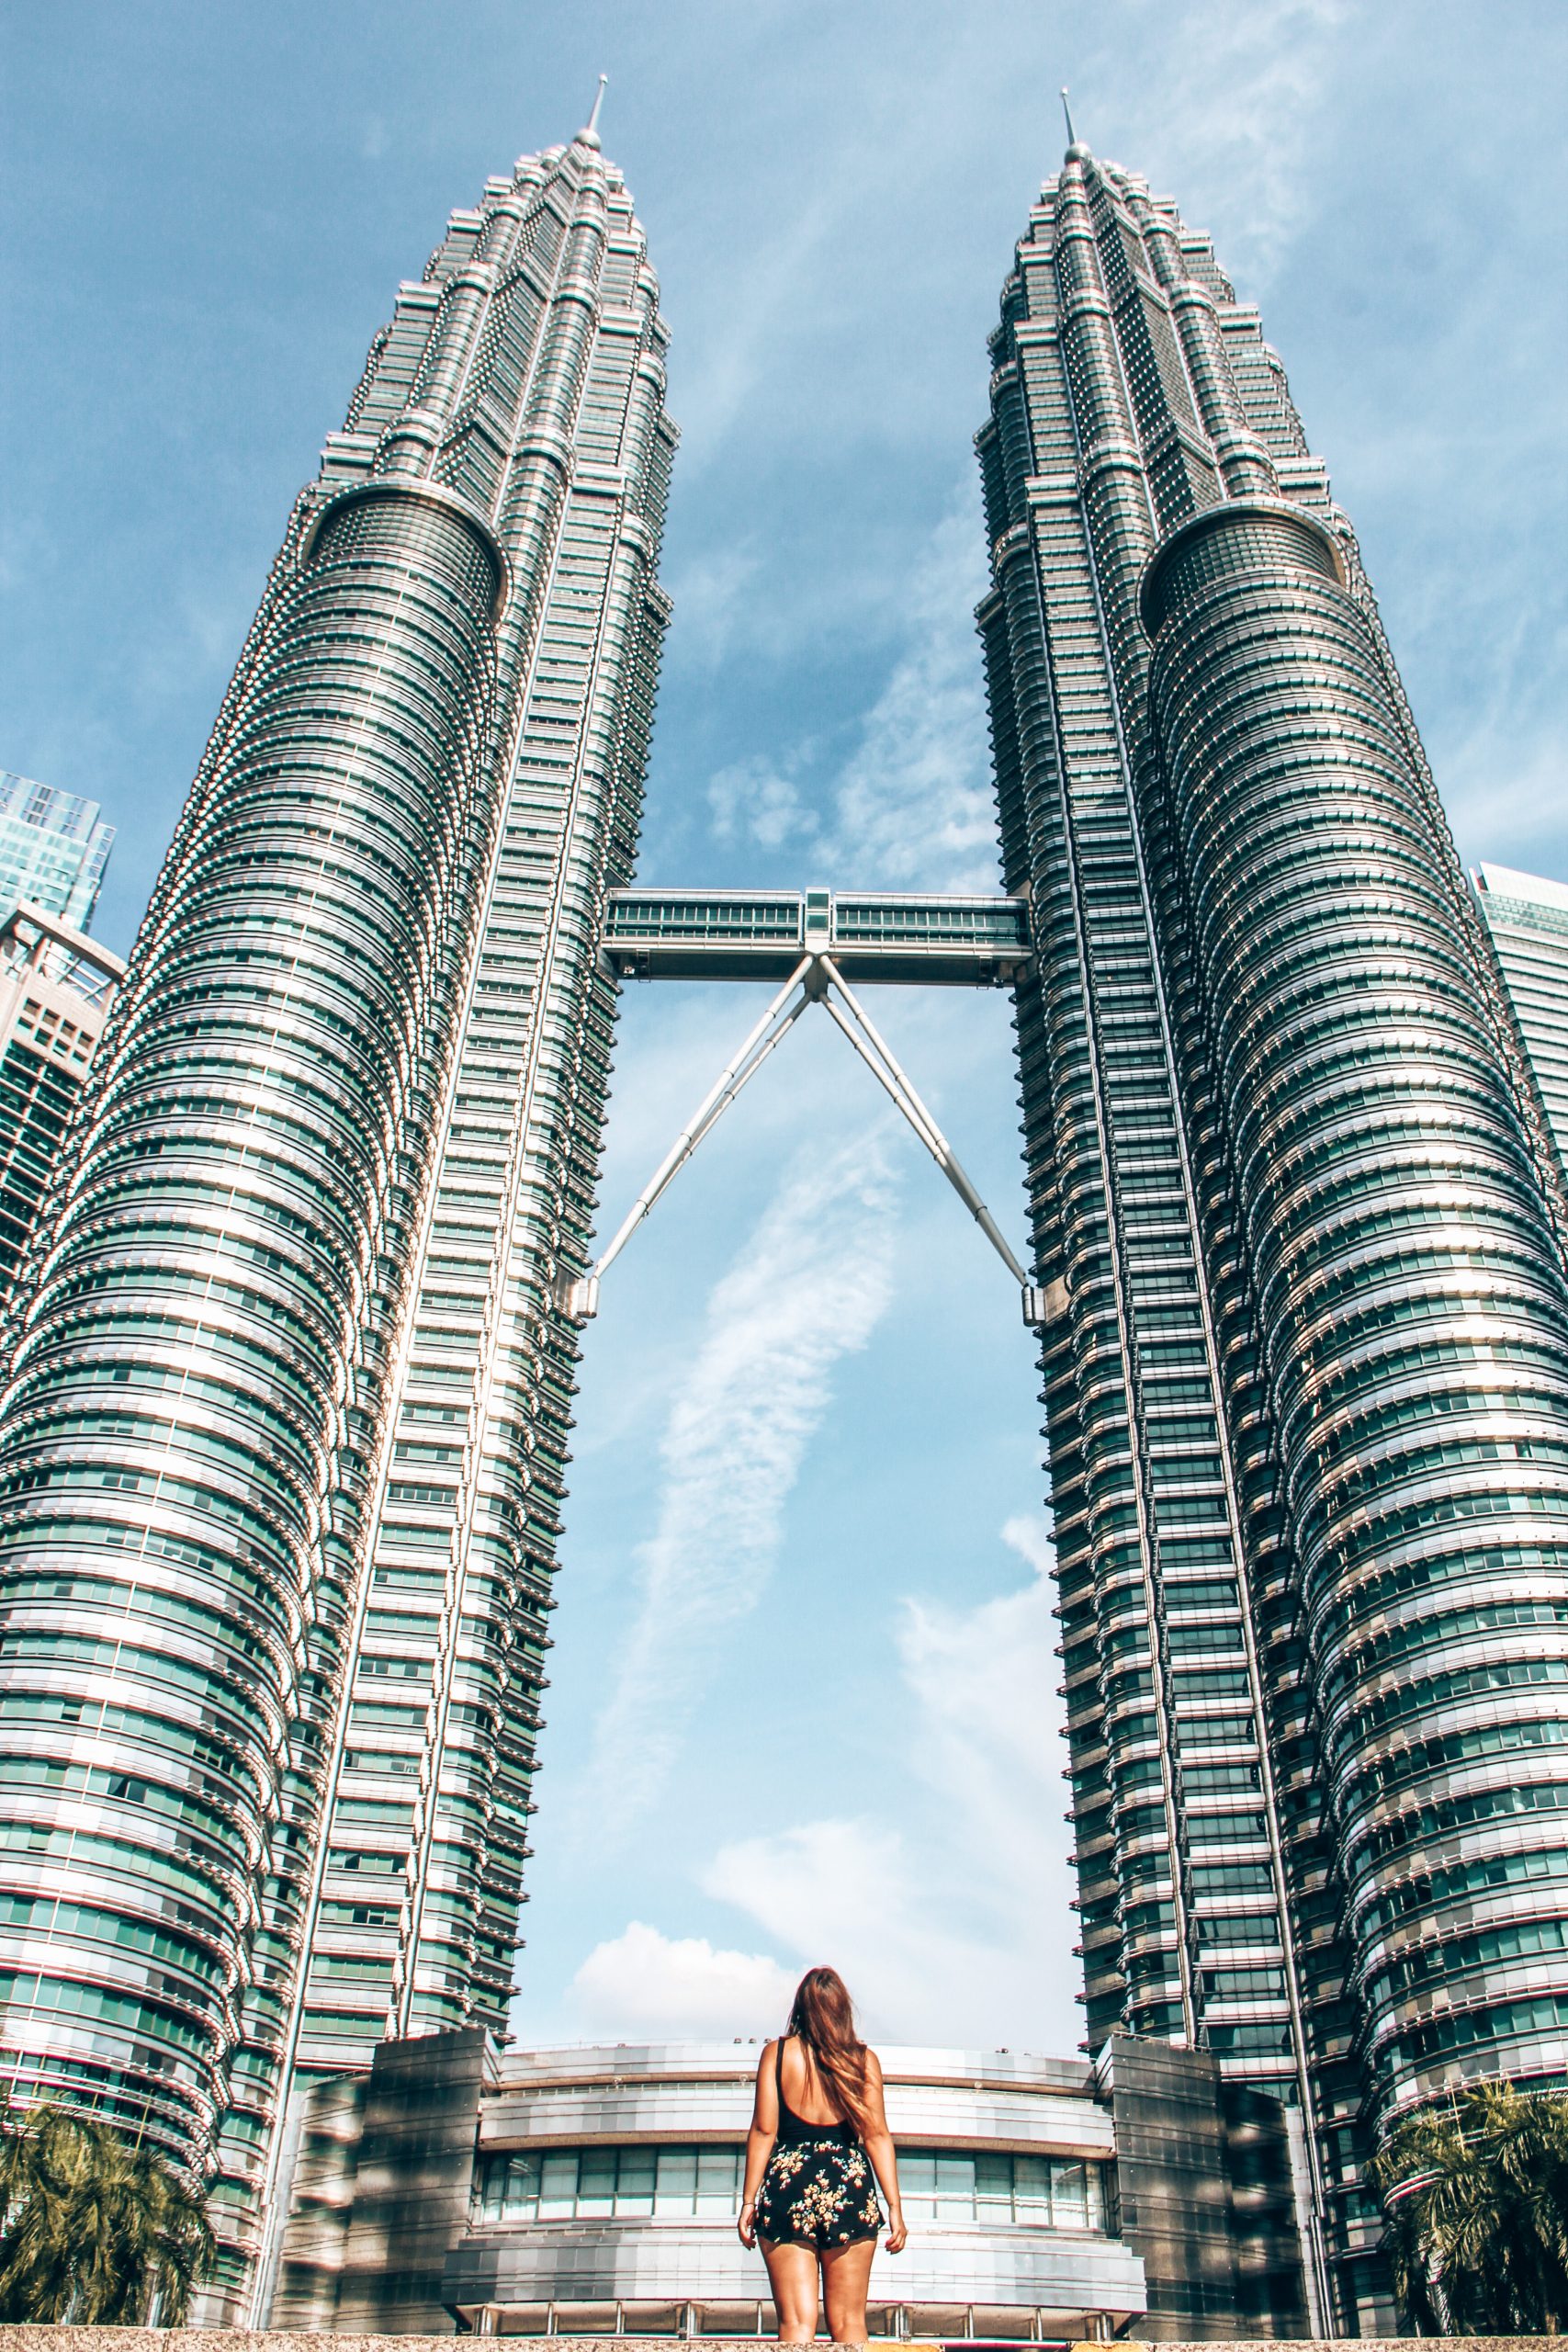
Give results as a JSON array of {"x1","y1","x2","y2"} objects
[{"x1": 786, "y1": 1966, "x2": 872, "y2": 2133}]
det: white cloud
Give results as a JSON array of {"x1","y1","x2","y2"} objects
[
  {"x1": 699, "y1": 487, "x2": 998, "y2": 888},
  {"x1": 827, "y1": 494, "x2": 998, "y2": 892},
  {"x1": 1444, "y1": 724, "x2": 1568, "y2": 870},
  {"x1": 707, "y1": 752, "x2": 821, "y2": 852},
  {"x1": 570, "y1": 1920, "x2": 793, "y2": 2038},
  {"x1": 573, "y1": 1128, "x2": 898, "y2": 1840},
  {"x1": 699, "y1": 1512, "x2": 1081, "y2": 2052},
  {"x1": 1008, "y1": 1512, "x2": 1056, "y2": 1575},
  {"x1": 705, "y1": 1821, "x2": 943, "y2": 2030},
  {"x1": 1117, "y1": 0, "x2": 1349, "y2": 290},
  {"x1": 663, "y1": 542, "x2": 764, "y2": 670}
]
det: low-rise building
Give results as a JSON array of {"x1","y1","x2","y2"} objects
[{"x1": 267, "y1": 2030, "x2": 1309, "y2": 2341}]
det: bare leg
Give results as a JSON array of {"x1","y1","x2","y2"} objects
[
  {"x1": 761, "y1": 2238, "x2": 821, "y2": 2344},
  {"x1": 821, "y1": 2235, "x2": 877, "y2": 2344}
]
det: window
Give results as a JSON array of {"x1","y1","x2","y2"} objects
[
  {"x1": 478, "y1": 2143, "x2": 740, "y2": 2222},
  {"x1": 475, "y1": 2144, "x2": 1107, "y2": 2233}
]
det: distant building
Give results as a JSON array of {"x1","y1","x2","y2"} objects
[
  {"x1": 267, "y1": 2031, "x2": 1308, "y2": 2343},
  {"x1": 0, "y1": 772, "x2": 114, "y2": 932},
  {"x1": 1475, "y1": 862, "x2": 1568, "y2": 1174},
  {"x1": 0, "y1": 904, "x2": 124, "y2": 1294}
]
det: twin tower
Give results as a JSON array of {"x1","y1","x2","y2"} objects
[{"x1": 3, "y1": 109, "x2": 1567, "y2": 2335}]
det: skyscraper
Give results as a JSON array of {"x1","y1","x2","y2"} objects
[
  {"x1": 977, "y1": 141, "x2": 1568, "y2": 2328},
  {"x1": 1476, "y1": 862, "x2": 1568, "y2": 1178},
  {"x1": 0, "y1": 102, "x2": 673, "y2": 2312},
  {"x1": 0, "y1": 904, "x2": 124, "y2": 1297},
  {"x1": 0, "y1": 772, "x2": 114, "y2": 933}
]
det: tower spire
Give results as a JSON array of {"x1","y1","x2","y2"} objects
[
  {"x1": 578, "y1": 72, "x2": 608, "y2": 148},
  {"x1": 1061, "y1": 86, "x2": 1077, "y2": 147}
]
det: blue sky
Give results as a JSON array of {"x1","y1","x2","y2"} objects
[{"x1": 4, "y1": 0, "x2": 1565, "y2": 2059}]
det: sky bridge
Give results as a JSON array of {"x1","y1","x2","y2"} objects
[
  {"x1": 602, "y1": 886, "x2": 1032, "y2": 985},
  {"x1": 571, "y1": 884, "x2": 1050, "y2": 1329}
]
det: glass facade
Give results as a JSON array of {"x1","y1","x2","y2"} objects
[
  {"x1": 0, "y1": 772, "x2": 114, "y2": 932},
  {"x1": 475, "y1": 2143, "x2": 1106, "y2": 2232},
  {"x1": 1476, "y1": 863, "x2": 1568, "y2": 1179},
  {"x1": 600, "y1": 888, "x2": 1031, "y2": 983},
  {"x1": 978, "y1": 141, "x2": 1568, "y2": 2328},
  {"x1": 0, "y1": 119, "x2": 673, "y2": 2315},
  {"x1": 0, "y1": 912, "x2": 121, "y2": 1296}
]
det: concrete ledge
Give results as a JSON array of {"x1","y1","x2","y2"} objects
[{"x1": 0, "y1": 2335, "x2": 1558, "y2": 2352}]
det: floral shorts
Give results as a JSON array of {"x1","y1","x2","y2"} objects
[{"x1": 756, "y1": 2134, "x2": 885, "y2": 2250}]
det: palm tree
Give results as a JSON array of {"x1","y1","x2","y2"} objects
[
  {"x1": 0, "y1": 2098, "x2": 215, "y2": 2324},
  {"x1": 1374, "y1": 2077, "x2": 1568, "y2": 2334}
]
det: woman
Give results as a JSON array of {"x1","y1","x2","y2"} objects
[{"x1": 738, "y1": 1966, "x2": 907, "y2": 2345}]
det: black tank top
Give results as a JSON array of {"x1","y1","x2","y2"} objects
[{"x1": 774, "y1": 2033, "x2": 856, "y2": 2148}]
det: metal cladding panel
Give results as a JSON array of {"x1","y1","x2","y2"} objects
[
  {"x1": 602, "y1": 888, "x2": 1030, "y2": 985},
  {"x1": 442, "y1": 2216, "x2": 1146, "y2": 2315},
  {"x1": 491, "y1": 2039, "x2": 1099, "y2": 2094},
  {"x1": 480, "y1": 2042, "x2": 1111, "y2": 2154},
  {"x1": 479, "y1": 2082, "x2": 753, "y2": 2146},
  {"x1": 882, "y1": 2084, "x2": 1113, "y2": 2154},
  {"x1": 479, "y1": 2083, "x2": 1111, "y2": 2158},
  {"x1": 1145, "y1": 503, "x2": 1568, "y2": 2124}
]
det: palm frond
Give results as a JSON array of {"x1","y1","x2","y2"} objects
[
  {"x1": 0, "y1": 2099, "x2": 214, "y2": 2324},
  {"x1": 1374, "y1": 2078, "x2": 1568, "y2": 2334}
]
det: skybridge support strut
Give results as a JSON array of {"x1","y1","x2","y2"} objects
[
  {"x1": 561, "y1": 952, "x2": 1047, "y2": 1325},
  {"x1": 814, "y1": 953, "x2": 1032, "y2": 1289},
  {"x1": 563, "y1": 957, "x2": 813, "y2": 1320}
]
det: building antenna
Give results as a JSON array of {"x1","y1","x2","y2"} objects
[
  {"x1": 587, "y1": 73, "x2": 608, "y2": 138},
  {"x1": 1061, "y1": 86, "x2": 1077, "y2": 145}
]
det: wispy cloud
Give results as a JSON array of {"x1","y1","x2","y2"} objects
[
  {"x1": 664, "y1": 542, "x2": 765, "y2": 672},
  {"x1": 1116, "y1": 0, "x2": 1349, "y2": 289},
  {"x1": 694, "y1": 1513, "x2": 1079, "y2": 2051},
  {"x1": 668, "y1": 177, "x2": 850, "y2": 465},
  {"x1": 569, "y1": 1920, "x2": 793, "y2": 2038},
  {"x1": 1444, "y1": 720, "x2": 1568, "y2": 876},
  {"x1": 573, "y1": 1129, "x2": 898, "y2": 1841},
  {"x1": 707, "y1": 750, "x2": 822, "y2": 852},
  {"x1": 705, "y1": 486, "x2": 996, "y2": 892},
  {"x1": 828, "y1": 494, "x2": 997, "y2": 890}
]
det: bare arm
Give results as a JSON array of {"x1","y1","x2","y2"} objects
[
  {"x1": 861, "y1": 2049, "x2": 906, "y2": 2253},
  {"x1": 738, "y1": 2039, "x2": 780, "y2": 2248}
]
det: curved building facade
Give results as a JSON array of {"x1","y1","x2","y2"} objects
[
  {"x1": 978, "y1": 140, "x2": 1568, "y2": 2328},
  {"x1": 1143, "y1": 497, "x2": 1568, "y2": 2120},
  {"x1": 0, "y1": 114, "x2": 675, "y2": 2310}
]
